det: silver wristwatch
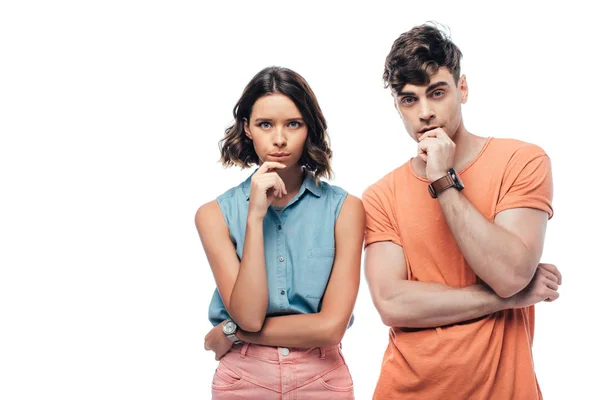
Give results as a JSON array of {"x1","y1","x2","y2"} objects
[{"x1": 222, "y1": 319, "x2": 242, "y2": 344}]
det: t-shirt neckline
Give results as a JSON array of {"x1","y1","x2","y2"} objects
[{"x1": 408, "y1": 137, "x2": 494, "y2": 182}]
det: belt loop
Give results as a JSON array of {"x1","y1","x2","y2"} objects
[
  {"x1": 240, "y1": 342, "x2": 249, "y2": 359},
  {"x1": 319, "y1": 346, "x2": 326, "y2": 359}
]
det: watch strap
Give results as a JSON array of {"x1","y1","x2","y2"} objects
[
  {"x1": 428, "y1": 174, "x2": 455, "y2": 198},
  {"x1": 226, "y1": 333, "x2": 242, "y2": 344}
]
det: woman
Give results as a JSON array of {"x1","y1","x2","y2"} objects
[{"x1": 195, "y1": 66, "x2": 364, "y2": 399}]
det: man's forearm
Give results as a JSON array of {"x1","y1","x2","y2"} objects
[
  {"x1": 375, "y1": 280, "x2": 512, "y2": 328},
  {"x1": 237, "y1": 312, "x2": 346, "y2": 348},
  {"x1": 437, "y1": 188, "x2": 534, "y2": 297}
]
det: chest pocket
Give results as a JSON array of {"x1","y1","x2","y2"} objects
[{"x1": 304, "y1": 247, "x2": 336, "y2": 299}]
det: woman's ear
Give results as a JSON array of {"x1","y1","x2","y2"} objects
[{"x1": 243, "y1": 118, "x2": 252, "y2": 140}]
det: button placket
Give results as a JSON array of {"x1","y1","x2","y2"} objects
[{"x1": 275, "y1": 216, "x2": 288, "y2": 311}]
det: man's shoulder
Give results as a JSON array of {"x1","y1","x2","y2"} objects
[
  {"x1": 489, "y1": 137, "x2": 548, "y2": 160},
  {"x1": 363, "y1": 160, "x2": 412, "y2": 200}
]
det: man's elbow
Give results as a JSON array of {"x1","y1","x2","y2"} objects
[
  {"x1": 374, "y1": 298, "x2": 407, "y2": 327},
  {"x1": 493, "y1": 283, "x2": 523, "y2": 299},
  {"x1": 490, "y1": 262, "x2": 537, "y2": 298}
]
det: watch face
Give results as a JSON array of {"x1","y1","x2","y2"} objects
[
  {"x1": 223, "y1": 321, "x2": 235, "y2": 334},
  {"x1": 449, "y1": 168, "x2": 465, "y2": 190}
]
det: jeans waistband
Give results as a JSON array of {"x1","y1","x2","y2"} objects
[{"x1": 228, "y1": 342, "x2": 341, "y2": 361}]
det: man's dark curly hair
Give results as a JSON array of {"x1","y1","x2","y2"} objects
[{"x1": 383, "y1": 23, "x2": 463, "y2": 93}]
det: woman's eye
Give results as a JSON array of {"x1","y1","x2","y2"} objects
[
  {"x1": 289, "y1": 121, "x2": 301, "y2": 128},
  {"x1": 259, "y1": 122, "x2": 271, "y2": 129}
]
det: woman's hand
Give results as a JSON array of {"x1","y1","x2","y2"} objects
[
  {"x1": 248, "y1": 162, "x2": 287, "y2": 219},
  {"x1": 204, "y1": 321, "x2": 235, "y2": 360}
]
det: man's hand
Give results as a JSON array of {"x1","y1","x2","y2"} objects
[
  {"x1": 417, "y1": 128, "x2": 456, "y2": 181},
  {"x1": 512, "y1": 263, "x2": 562, "y2": 308},
  {"x1": 204, "y1": 321, "x2": 234, "y2": 360}
]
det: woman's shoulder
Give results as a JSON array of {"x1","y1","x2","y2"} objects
[
  {"x1": 217, "y1": 176, "x2": 252, "y2": 202},
  {"x1": 316, "y1": 179, "x2": 347, "y2": 199}
]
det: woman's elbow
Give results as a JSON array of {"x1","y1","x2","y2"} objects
[
  {"x1": 235, "y1": 318, "x2": 265, "y2": 332},
  {"x1": 320, "y1": 318, "x2": 348, "y2": 346},
  {"x1": 228, "y1": 311, "x2": 265, "y2": 332}
]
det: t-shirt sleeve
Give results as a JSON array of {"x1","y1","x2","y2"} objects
[
  {"x1": 362, "y1": 183, "x2": 403, "y2": 247},
  {"x1": 495, "y1": 145, "x2": 553, "y2": 219}
]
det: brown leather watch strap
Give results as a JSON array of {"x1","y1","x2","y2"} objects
[{"x1": 428, "y1": 174, "x2": 454, "y2": 198}]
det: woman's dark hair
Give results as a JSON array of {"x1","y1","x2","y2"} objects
[
  {"x1": 383, "y1": 23, "x2": 462, "y2": 93},
  {"x1": 219, "y1": 67, "x2": 333, "y2": 180}
]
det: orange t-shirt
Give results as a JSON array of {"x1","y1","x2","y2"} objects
[{"x1": 362, "y1": 138, "x2": 553, "y2": 400}]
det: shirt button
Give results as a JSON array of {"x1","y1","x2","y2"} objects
[
  {"x1": 280, "y1": 290, "x2": 285, "y2": 295},
  {"x1": 277, "y1": 225, "x2": 282, "y2": 230},
  {"x1": 279, "y1": 256, "x2": 284, "y2": 262},
  {"x1": 281, "y1": 348, "x2": 290, "y2": 356}
]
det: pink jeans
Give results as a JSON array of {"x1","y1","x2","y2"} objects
[{"x1": 211, "y1": 343, "x2": 354, "y2": 399}]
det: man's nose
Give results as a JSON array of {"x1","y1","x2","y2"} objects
[{"x1": 419, "y1": 101, "x2": 435, "y2": 122}]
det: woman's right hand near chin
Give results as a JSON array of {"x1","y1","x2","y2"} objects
[{"x1": 248, "y1": 162, "x2": 287, "y2": 219}]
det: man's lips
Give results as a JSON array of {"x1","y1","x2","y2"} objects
[{"x1": 419, "y1": 126, "x2": 440, "y2": 134}]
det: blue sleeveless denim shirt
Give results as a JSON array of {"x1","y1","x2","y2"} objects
[{"x1": 208, "y1": 170, "x2": 353, "y2": 328}]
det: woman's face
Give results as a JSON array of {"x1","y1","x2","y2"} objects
[{"x1": 244, "y1": 93, "x2": 308, "y2": 169}]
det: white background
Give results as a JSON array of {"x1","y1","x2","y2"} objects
[{"x1": 1, "y1": 1, "x2": 598, "y2": 399}]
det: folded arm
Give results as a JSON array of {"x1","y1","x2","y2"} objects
[
  {"x1": 202, "y1": 195, "x2": 364, "y2": 348},
  {"x1": 365, "y1": 241, "x2": 514, "y2": 328}
]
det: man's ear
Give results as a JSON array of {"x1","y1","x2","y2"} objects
[
  {"x1": 243, "y1": 118, "x2": 252, "y2": 139},
  {"x1": 459, "y1": 75, "x2": 468, "y2": 104}
]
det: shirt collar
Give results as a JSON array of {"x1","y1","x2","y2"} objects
[{"x1": 242, "y1": 168, "x2": 322, "y2": 200}]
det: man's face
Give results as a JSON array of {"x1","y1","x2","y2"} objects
[{"x1": 393, "y1": 67, "x2": 468, "y2": 142}]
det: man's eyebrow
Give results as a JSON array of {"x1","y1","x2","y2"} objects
[
  {"x1": 396, "y1": 81, "x2": 450, "y2": 96},
  {"x1": 426, "y1": 81, "x2": 450, "y2": 92}
]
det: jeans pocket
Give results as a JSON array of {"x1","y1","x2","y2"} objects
[
  {"x1": 318, "y1": 364, "x2": 354, "y2": 392},
  {"x1": 211, "y1": 362, "x2": 244, "y2": 391}
]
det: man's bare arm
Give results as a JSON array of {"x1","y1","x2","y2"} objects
[
  {"x1": 418, "y1": 129, "x2": 550, "y2": 298},
  {"x1": 365, "y1": 241, "x2": 559, "y2": 328},
  {"x1": 438, "y1": 188, "x2": 547, "y2": 297}
]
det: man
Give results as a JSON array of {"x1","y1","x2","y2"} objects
[{"x1": 363, "y1": 23, "x2": 561, "y2": 399}]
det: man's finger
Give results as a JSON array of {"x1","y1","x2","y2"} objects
[
  {"x1": 545, "y1": 278, "x2": 559, "y2": 291},
  {"x1": 544, "y1": 290, "x2": 559, "y2": 302},
  {"x1": 539, "y1": 263, "x2": 562, "y2": 285},
  {"x1": 542, "y1": 271, "x2": 559, "y2": 284},
  {"x1": 418, "y1": 127, "x2": 449, "y2": 141}
]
